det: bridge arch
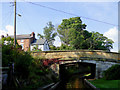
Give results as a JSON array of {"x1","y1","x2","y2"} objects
[{"x1": 59, "y1": 62, "x2": 96, "y2": 81}]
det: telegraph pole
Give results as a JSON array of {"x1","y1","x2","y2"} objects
[{"x1": 14, "y1": 0, "x2": 16, "y2": 47}]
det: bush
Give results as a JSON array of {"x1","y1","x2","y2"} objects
[
  {"x1": 2, "y1": 43, "x2": 58, "y2": 88},
  {"x1": 15, "y1": 52, "x2": 33, "y2": 79},
  {"x1": 50, "y1": 45, "x2": 56, "y2": 50},
  {"x1": 103, "y1": 64, "x2": 120, "y2": 80},
  {"x1": 2, "y1": 44, "x2": 33, "y2": 80}
]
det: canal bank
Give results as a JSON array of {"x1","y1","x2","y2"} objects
[{"x1": 48, "y1": 74, "x2": 97, "y2": 90}]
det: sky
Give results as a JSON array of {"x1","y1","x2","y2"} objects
[{"x1": 0, "y1": 0, "x2": 119, "y2": 52}]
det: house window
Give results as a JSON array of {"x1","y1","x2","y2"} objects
[{"x1": 21, "y1": 39, "x2": 24, "y2": 42}]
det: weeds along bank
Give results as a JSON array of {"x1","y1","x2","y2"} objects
[{"x1": 2, "y1": 44, "x2": 58, "y2": 89}]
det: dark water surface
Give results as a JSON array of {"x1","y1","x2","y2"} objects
[
  {"x1": 66, "y1": 75, "x2": 87, "y2": 89},
  {"x1": 54, "y1": 74, "x2": 89, "y2": 90}
]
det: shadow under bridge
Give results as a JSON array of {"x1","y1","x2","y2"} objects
[
  {"x1": 59, "y1": 62, "x2": 96, "y2": 80},
  {"x1": 48, "y1": 62, "x2": 96, "y2": 89}
]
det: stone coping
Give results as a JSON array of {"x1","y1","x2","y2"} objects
[{"x1": 32, "y1": 50, "x2": 119, "y2": 54}]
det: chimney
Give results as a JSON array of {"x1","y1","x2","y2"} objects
[{"x1": 31, "y1": 32, "x2": 35, "y2": 40}]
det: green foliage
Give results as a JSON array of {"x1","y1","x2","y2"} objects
[
  {"x1": 29, "y1": 58, "x2": 49, "y2": 87},
  {"x1": 37, "y1": 21, "x2": 57, "y2": 46},
  {"x1": 103, "y1": 64, "x2": 120, "y2": 80},
  {"x1": 59, "y1": 44, "x2": 73, "y2": 50},
  {"x1": 57, "y1": 17, "x2": 114, "y2": 51},
  {"x1": 2, "y1": 45, "x2": 12, "y2": 66},
  {"x1": 2, "y1": 37, "x2": 14, "y2": 45},
  {"x1": 28, "y1": 57, "x2": 59, "y2": 88},
  {"x1": 89, "y1": 78, "x2": 120, "y2": 88},
  {"x1": 89, "y1": 32, "x2": 114, "y2": 51},
  {"x1": 2, "y1": 43, "x2": 58, "y2": 88},
  {"x1": 37, "y1": 33, "x2": 44, "y2": 39},
  {"x1": 43, "y1": 21, "x2": 57, "y2": 45},
  {"x1": 32, "y1": 45, "x2": 42, "y2": 51},
  {"x1": 2, "y1": 37, "x2": 22, "y2": 66},
  {"x1": 1, "y1": 36, "x2": 58, "y2": 89},
  {"x1": 1, "y1": 37, "x2": 21, "y2": 48},
  {"x1": 38, "y1": 21, "x2": 57, "y2": 46},
  {"x1": 15, "y1": 52, "x2": 33, "y2": 79},
  {"x1": 57, "y1": 17, "x2": 86, "y2": 45},
  {"x1": 50, "y1": 45, "x2": 57, "y2": 50},
  {"x1": 2, "y1": 44, "x2": 33, "y2": 79},
  {"x1": 50, "y1": 44, "x2": 73, "y2": 50}
]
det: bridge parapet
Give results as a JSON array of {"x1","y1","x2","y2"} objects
[{"x1": 32, "y1": 50, "x2": 120, "y2": 62}]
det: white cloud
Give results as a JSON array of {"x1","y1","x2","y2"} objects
[
  {"x1": 5, "y1": 25, "x2": 14, "y2": 35},
  {"x1": 0, "y1": 30, "x2": 7, "y2": 37},
  {"x1": 104, "y1": 27, "x2": 118, "y2": 42},
  {"x1": 0, "y1": 25, "x2": 14, "y2": 37},
  {"x1": 104, "y1": 27, "x2": 118, "y2": 52}
]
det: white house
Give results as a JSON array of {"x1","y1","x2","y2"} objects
[{"x1": 30, "y1": 38, "x2": 50, "y2": 51}]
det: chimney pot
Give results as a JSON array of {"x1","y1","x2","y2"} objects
[{"x1": 31, "y1": 32, "x2": 35, "y2": 40}]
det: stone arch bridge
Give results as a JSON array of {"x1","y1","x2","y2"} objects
[{"x1": 31, "y1": 50, "x2": 120, "y2": 78}]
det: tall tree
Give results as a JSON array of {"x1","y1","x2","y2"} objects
[
  {"x1": 57, "y1": 17, "x2": 114, "y2": 51},
  {"x1": 43, "y1": 21, "x2": 57, "y2": 45},
  {"x1": 89, "y1": 32, "x2": 114, "y2": 51},
  {"x1": 57, "y1": 17, "x2": 86, "y2": 45}
]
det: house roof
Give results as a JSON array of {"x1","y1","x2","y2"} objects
[
  {"x1": 7, "y1": 34, "x2": 32, "y2": 39},
  {"x1": 31, "y1": 38, "x2": 46, "y2": 45}
]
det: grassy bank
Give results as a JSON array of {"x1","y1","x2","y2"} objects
[{"x1": 89, "y1": 78, "x2": 120, "y2": 89}]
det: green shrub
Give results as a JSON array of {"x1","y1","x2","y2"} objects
[
  {"x1": 103, "y1": 64, "x2": 120, "y2": 80},
  {"x1": 50, "y1": 45, "x2": 56, "y2": 50},
  {"x1": 2, "y1": 43, "x2": 58, "y2": 88},
  {"x1": 2, "y1": 43, "x2": 33, "y2": 83},
  {"x1": 15, "y1": 52, "x2": 33, "y2": 79}
]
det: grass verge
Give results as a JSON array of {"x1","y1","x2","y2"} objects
[{"x1": 88, "y1": 78, "x2": 120, "y2": 89}]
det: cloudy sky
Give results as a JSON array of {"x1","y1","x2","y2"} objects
[{"x1": 0, "y1": 0, "x2": 119, "y2": 52}]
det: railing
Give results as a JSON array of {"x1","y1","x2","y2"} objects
[{"x1": 2, "y1": 63, "x2": 21, "y2": 89}]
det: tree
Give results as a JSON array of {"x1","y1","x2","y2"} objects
[
  {"x1": 43, "y1": 21, "x2": 57, "y2": 45},
  {"x1": 57, "y1": 17, "x2": 86, "y2": 45},
  {"x1": 37, "y1": 33, "x2": 44, "y2": 39},
  {"x1": 89, "y1": 32, "x2": 114, "y2": 51},
  {"x1": 2, "y1": 36, "x2": 14, "y2": 45},
  {"x1": 68, "y1": 29, "x2": 92, "y2": 49},
  {"x1": 57, "y1": 17, "x2": 114, "y2": 51},
  {"x1": 1, "y1": 36, "x2": 21, "y2": 48}
]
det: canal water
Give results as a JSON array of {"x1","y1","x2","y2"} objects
[
  {"x1": 54, "y1": 74, "x2": 89, "y2": 90},
  {"x1": 66, "y1": 74, "x2": 87, "y2": 89}
]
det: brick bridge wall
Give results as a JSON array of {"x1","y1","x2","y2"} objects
[{"x1": 31, "y1": 50, "x2": 120, "y2": 61}]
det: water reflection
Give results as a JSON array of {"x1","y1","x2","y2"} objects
[{"x1": 66, "y1": 74, "x2": 86, "y2": 89}]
